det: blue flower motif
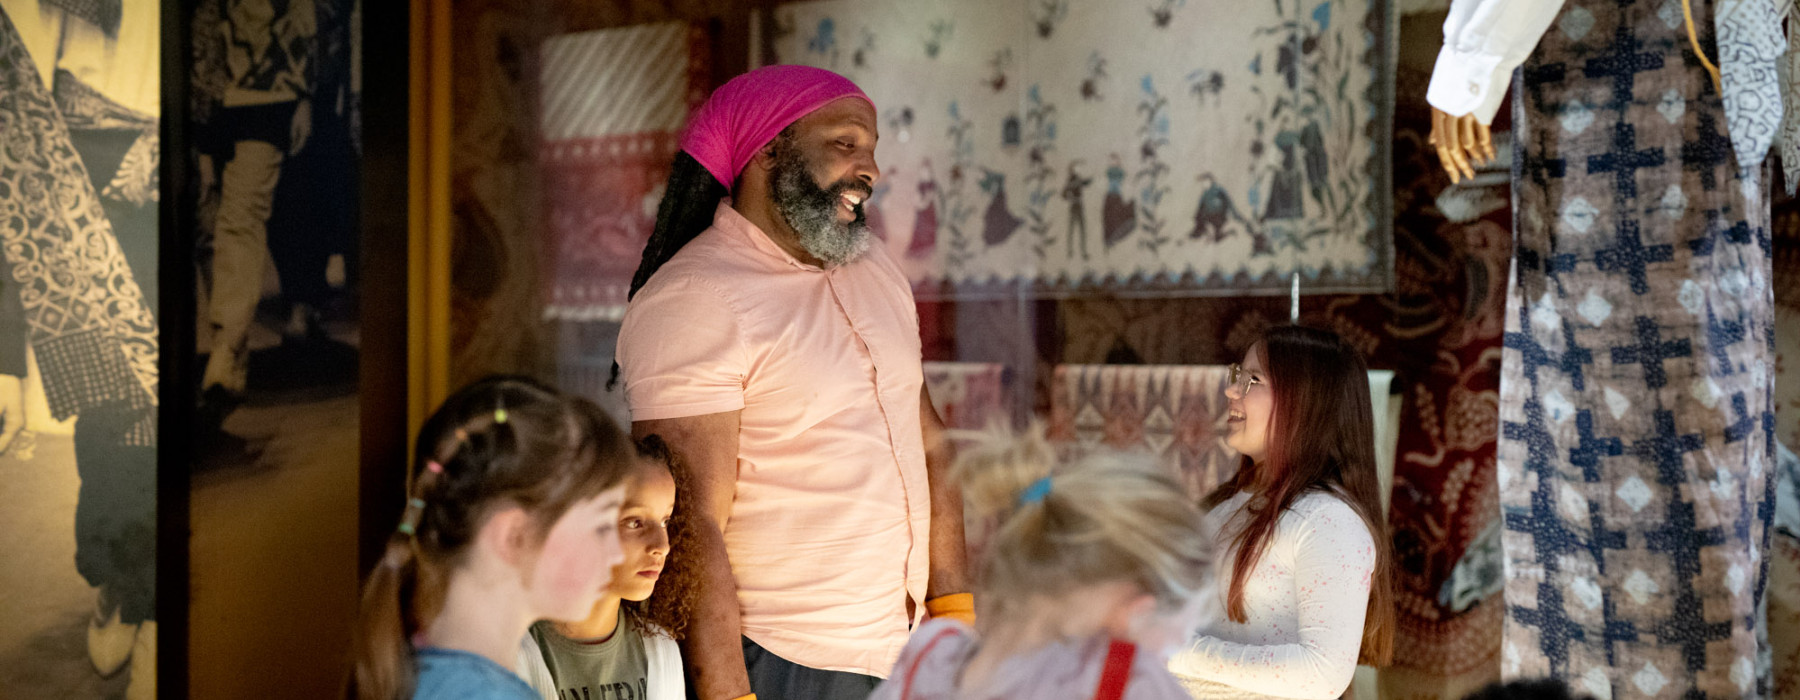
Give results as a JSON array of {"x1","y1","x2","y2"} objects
[
  {"x1": 1312, "y1": 2, "x2": 1331, "y2": 31},
  {"x1": 808, "y1": 18, "x2": 837, "y2": 55},
  {"x1": 1140, "y1": 74, "x2": 1155, "y2": 94}
]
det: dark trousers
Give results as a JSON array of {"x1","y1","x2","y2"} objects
[
  {"x1": 741, "y1": 637, "x2": 880, "y2": 700},
  {"x1": 73, "y1": 401, "x2": 156, "y2": 624},
  {"x1": 268, "y1": 104, "x2": 357, "y2": 308}
]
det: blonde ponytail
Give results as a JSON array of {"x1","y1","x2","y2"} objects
[{"x1": 954, "y1": 424, "x2": 1211, "y2": 621}]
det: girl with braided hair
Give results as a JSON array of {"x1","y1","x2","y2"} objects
[{"x1": 353, "y1": 376, "x2": 636, "y2": 700}]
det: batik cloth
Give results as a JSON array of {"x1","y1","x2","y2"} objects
[
  {"x1": 0, "y1": 6, "x2": 157, "y2": 444},
  {"x1": 1498, "y1": 0, "x2": 1774, "y2": 696},
  {"x1": 1714, "y1": 0, "x2": 1786, "y2": 178},
  {"x1": 1046, "y1": 364, "x2": 1239, "y2": 500},
  {"x1": 1778, "y1": 5, "x2": 1798, "y2": 194}
]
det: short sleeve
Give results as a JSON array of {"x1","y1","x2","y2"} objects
[{"x1": 617, "y1": 273, "x2": 748, "y2": 421}]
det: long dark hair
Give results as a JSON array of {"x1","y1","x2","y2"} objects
[
  {"x1": 353, "y1": 376, "x2": 635, "y2": 699},
  {"x1": 1201, "y1": 325, "x2": 1395, "y2": 666},
  {"x1": 607, "y1": 150, "x2": 730, "y2": 391}
]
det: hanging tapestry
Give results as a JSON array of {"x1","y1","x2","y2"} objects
[
  {"x1": 770, "y1": 0, "x2": 1395, "y2": 299},
  {"x1": 540, "y1": 22, "x2": 709, "y2": 321}
]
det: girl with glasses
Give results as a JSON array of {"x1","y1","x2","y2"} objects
[{"x1": 1170, "y1": 326, "x2": 1395, "y2": 699}]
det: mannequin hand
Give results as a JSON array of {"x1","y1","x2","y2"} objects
[{"x1": 1428, "y1": 107, "x2": 1494, "y2": 184}]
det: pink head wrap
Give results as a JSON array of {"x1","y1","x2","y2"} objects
[{"x1": 680, "y1": 65, "x2": 874, "y2": 192}]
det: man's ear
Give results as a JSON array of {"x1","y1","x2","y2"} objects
[{"x1": 749, "y1": 140, "x2": 780, "y2": 172}]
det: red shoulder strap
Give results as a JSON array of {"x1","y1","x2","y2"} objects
[
  {"x1": 899, "y1": 627, "x2": 961, "y2": 700},
  {"x1": 1093, "y1": 639, "x2": 1137, "y2": 700}
]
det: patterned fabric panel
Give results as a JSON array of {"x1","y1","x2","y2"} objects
[
  {"x1": 539, "y1": 23, "x2": 708, "y2": 321},
  {"x1": 1046, "y1": 364, "x2": 1400, "y2": 503},
  {"x1": 1047, "y1": 364, "x2": 1239, "y2": 500},
  {"x1": 0, "y1": 6, "x2": 158, "y2": 427},
  {"x1": 34, "y1": 329, "x2": 153, "y2": 445},
  {"x1": 923, "y1": 361, "x2": 1009, "y2": 431},
  {"x1": 1774, "y1": 442, "x2": 1800, "y2": 698},
  {"x1": 1772, "y1": 533, "x2": 1800, "y2": 699},
  {"x1": 1500, "y1": 0, "x2": 1774, "y2": 696},
  {"x1": 768, "y1": 0, "x2": 1396, "y2": 297}
]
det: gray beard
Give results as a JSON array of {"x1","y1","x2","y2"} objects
[{"x1": 770, "y1": 146, "x2": 872, "y2": 268}]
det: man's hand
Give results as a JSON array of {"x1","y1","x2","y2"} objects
[
  {"x1": 1428, "y1": 107, "x2": 1494, "y2": 184},
  {"x1": 0, "y1": 375, "x2": 25, "y2": 456},
  {"x1": 289, "y1": 99, "x2": 313, "y2": 156}
]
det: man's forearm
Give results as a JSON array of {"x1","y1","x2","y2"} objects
[
  {"x1": 925, "y1": 438, "x2": 969, "y2": 599},
  {"x1": 683, "y1": 520, "x2": 752, "y2": 700}
]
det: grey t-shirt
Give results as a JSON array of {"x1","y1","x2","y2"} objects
[{"x1": 529, "y1": 620, "x2": 649, "y2": 700}]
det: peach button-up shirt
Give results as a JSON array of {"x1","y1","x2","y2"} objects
[{"x1": 617, "y1": 201, "x2": 930, "y2": 678}]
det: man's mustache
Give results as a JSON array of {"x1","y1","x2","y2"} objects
[{"x1": 828, "y1": 179, "x2": 874, "y2": 200}]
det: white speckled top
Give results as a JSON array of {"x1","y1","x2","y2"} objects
[{"x1": 1169, "y1": 491, "x2": 1376, "y2": 700}]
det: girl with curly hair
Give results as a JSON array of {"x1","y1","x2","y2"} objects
[{"x1": 519, "y1": 435, "x2": 697, "y2": 700}]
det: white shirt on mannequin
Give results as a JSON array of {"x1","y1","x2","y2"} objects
[{"x1": 1426, "y1": 0, "x2": 1566, "y2": 124}]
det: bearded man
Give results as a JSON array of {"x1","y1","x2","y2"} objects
[{"x1": 615, "y1": 66, "x2": 971, "y2": 700}]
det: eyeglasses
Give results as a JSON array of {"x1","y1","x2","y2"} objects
[{"x1": 1226, "y1": 363, "x2": 1265, "y2": 394}]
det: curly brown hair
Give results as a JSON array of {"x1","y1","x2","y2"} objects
[{"x1": 621, "y1": 435, "x2": 699, "y2": 641}]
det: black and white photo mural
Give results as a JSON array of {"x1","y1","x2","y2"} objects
[{"x1": 0, "y1": 0, "x2": 161, "y2": 696}]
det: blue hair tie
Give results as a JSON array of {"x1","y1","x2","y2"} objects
[{"x1": 1018, "y1": 476, "x2": 1053, "y2": 506}]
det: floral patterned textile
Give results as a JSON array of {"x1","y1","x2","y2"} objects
[{"x1": 770, "y1": 0, "x2": 1395, "y2": 297}]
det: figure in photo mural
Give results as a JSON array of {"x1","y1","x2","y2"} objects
[
  {"x1": 191, "y1": 0, "x2": 361, "y2": 454},
  {"x1": 0, "y1": 0, "x2": 160, "y2": 696}
]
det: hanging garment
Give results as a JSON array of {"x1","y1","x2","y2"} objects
[{"x1": 1497, "y1": 0, "x2": 1774, "y2": 695}]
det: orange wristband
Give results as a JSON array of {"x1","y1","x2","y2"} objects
[
  {"x1": 729, "y1": 695, "x2": 756, "y2": 700},
  {"x1": 925, "y1": 592, "x2": 976, "y2": 625}
]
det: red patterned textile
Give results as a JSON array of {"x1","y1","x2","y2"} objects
[
  {"x1": 923, "y1": 361, "x2": 1009, "y2": 431},
  {"x1": 1046, "y1": 364, "x2": 1238, "y2": 500},
  {"x1": 539, "y1": 23, "x2": 708, "y2": 321},
  {"x1": 543, "y1": 131, "x2": 683, "y2": 318},
  {"x1": 1273, "y1": 49, "x2": 1514, "y2": 681}
]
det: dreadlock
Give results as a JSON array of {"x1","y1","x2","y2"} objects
[
  {"x1": 608, "y1": 150, "x2": 731, "y2": 391},
  {"x1": 628, "y1": 151, "x2": 732, "y2": 302}
]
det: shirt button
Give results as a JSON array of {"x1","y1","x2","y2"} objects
[{"x1": 1468, "y1": 82, "x2": 1479, "y2": 95}]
